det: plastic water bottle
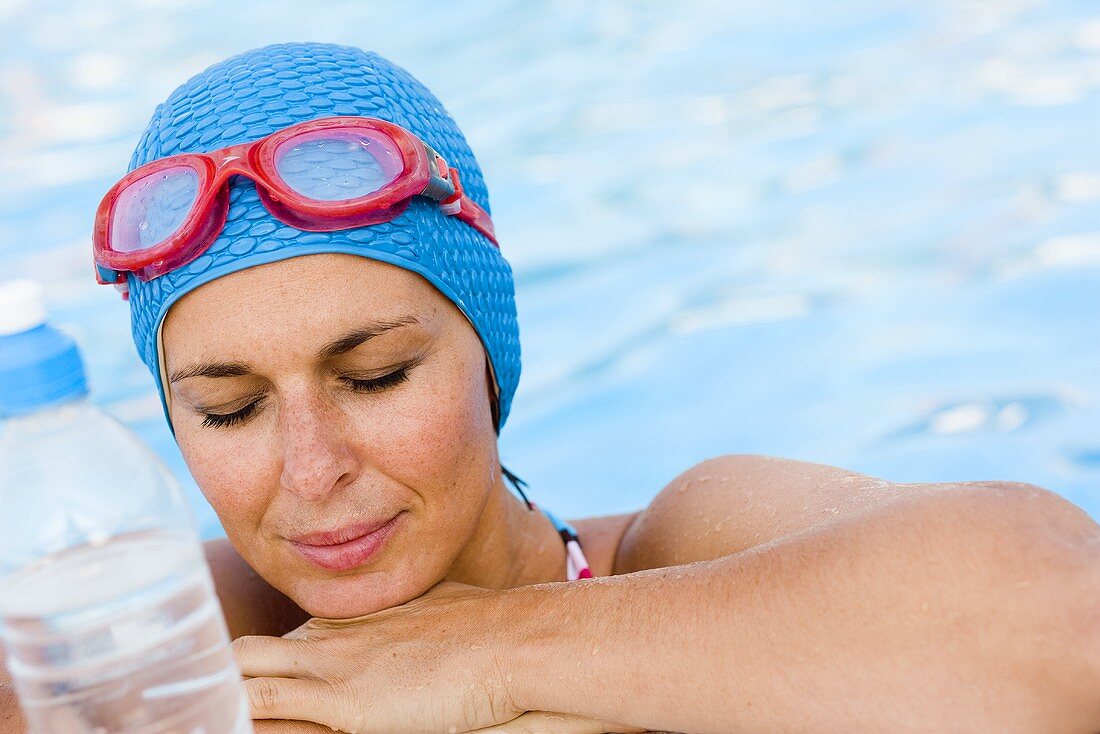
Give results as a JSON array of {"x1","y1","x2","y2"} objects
[{"x1": 0, "y1": 280, "x2": 251, "y2": 733}]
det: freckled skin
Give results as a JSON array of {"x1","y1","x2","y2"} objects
[
  {"x1": 1, "y1": 255, "x2": 1097, "y2": 731},
  {"x1": 162, "y1": 253, "x2": 535, "y2": 619},
  {"x1": 8, "y1": 253, "x2": 1096, "y2": 734}
]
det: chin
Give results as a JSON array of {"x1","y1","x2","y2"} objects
[{"x1": 289, "y1": 565, "x2": 434, "y2": 619}]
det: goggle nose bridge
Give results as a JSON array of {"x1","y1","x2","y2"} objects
[
  {"x1": 202, "y1": 151, "x2": 293, "y2": 208},
  {"x1": 215, "y1": 141, "x2": 260, "y2": 169}
]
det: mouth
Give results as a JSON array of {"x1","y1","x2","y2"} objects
[{"x1": 288, "y1": 512, "x2": 406, "y2": 572}]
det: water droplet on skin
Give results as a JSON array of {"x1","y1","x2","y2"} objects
[
  {"x1": 714, "y1": 521, "x2": 723, "y2": 531},
  {"x1": 448, "y1": 727, "x2": 458, "y2": 734},
  {"x1": 697, "y1": 475, "x2": 712, "y2": 482},
  {"x1": 591, "y1": 645, "x2": 600, "y2": 655}
]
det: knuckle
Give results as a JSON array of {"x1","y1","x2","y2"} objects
[{"x1": 246, "y1": 677, "x2": 282, "y2": 713}]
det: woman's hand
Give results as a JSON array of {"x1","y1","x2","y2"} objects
[
  {"x1": 235, "y1": 580, "x2": 648, "y2": 733},
  {"x1": 234, "y1": 581, "x2": 526, "y2": 733}
]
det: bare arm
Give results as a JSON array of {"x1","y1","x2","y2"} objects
[
  {"x1": 616, "y1": 454, "x2": 912, "y2": 570},
  {"x1": 507, "y1": 476, "x2": 1100, "y2": 732}
]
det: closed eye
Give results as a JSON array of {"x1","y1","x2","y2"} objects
[
  {"x1": 341, "y1": 365, "x2": 412, "y2": 394},
  {"x1": 197, "y1": 360, "x2": 418, "y2": 430},
  {"x1": 201, "y1": 397, "x2": 265, "y2": 429}
]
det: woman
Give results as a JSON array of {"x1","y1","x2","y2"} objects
[{"x1": 5, "y1": 42, "x2": 1095, "y2": 733}]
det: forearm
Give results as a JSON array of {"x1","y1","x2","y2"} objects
[{"x1": 500, "y1": 486, "x2": 1100, "y2": 733}]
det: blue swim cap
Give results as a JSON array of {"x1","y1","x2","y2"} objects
[{"x1": 124, "y1": 42, "x2": 520, "y2": 429}]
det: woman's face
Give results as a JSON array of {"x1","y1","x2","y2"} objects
[{"x1": 162, "y1": 254, "x2": 500, "y2": 618}]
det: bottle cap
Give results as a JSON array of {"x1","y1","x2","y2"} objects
[{"x1": 0, "y1": 280, "x2": 88, "y2": 417}]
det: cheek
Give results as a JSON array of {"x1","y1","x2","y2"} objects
[
  {"x1": 370, "y1": 349, "x2": 497, "y2": 528},
  {"x1": 390, "y1": 355, "x2": 494, "y2": 487},
  {"x1": 174, "y1": 425, "x2": 276, "y2": 536}
]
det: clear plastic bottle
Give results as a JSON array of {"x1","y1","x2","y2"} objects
[{"x1": 0, "y1": 280, "x2": 251, "y2": 733}]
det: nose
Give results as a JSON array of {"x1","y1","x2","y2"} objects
[{"x1": 278, "y1": 390, "x2": 357, "y2": 501}]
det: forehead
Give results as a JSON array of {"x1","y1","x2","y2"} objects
[{"x1": 161, "y1": 253, "x2": 448, "y2": 362}]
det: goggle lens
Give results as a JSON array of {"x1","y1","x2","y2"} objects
[
  {"x1": 274, "y1": 129, "x2": 404, "y2": 202},
  {"x1": 111, "y1": 166, "x2": 199, "y2": 253}
]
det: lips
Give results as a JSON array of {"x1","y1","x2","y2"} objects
[{"x1": 288, "y1": 512, "x2": 405, "y2": 572}]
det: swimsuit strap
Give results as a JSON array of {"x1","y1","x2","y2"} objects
[{"x1": 538, "y1": 506, "x2": 593, "y2": 581}]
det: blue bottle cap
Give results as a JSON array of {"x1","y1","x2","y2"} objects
[{"x1": 0, "y1": 281, "x2": 88, "y2": 418}]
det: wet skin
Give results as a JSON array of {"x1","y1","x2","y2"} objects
[{"x1": 2, "y1": 254, "x2": 1098, "y2": 733}]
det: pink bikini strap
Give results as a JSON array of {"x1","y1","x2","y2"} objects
[{"x1": 537, "y1": 505, "x2": 593, "y2": 581}]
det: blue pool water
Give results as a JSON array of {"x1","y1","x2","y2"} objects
[{"x1": 1, "y1": 0, "x2": 1098, "y2": 536}]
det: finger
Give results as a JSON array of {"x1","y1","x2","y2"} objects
[
  {"x1": 244, "y1": 676, "x2": 340, "y2": 725},
  {"x1": 469, "y1": 710, "x2": 647, "y2": 734},
  {"x1": 253, "y1": 719, "x2": 339, "y2": 733},
  {"x1": 234, "y1": 635, "x2": 317, "y2": 679}
]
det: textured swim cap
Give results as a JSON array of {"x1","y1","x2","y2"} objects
[{"x1": 125, "y1": 42, "x2": 520, "y2": 429}]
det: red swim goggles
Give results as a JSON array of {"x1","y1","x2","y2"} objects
[{"x1": 93, "y1": 116, "x2": 497, "y2": 286}]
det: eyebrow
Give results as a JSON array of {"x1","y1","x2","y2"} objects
[
  {"x1": 168, "y1": 315, "x2": 421, "y2": 383},
  {"x1": 317, "y1": 315, "x2": 421, "y2": 359},
  {"x1": 169, "y1": 361, "x2": 252, "y2": 383}
]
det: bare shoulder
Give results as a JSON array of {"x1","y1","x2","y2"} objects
[
  {"x1": 613, "y1": 454, "x2": 906, "y2": 574},
  {"x1": 204, "y1": 537, "x2": 309, "y2": 638}
]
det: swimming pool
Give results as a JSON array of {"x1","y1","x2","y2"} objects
[{"x1": 1, "y1": 0, "x2": 1098, "y2": 536}]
